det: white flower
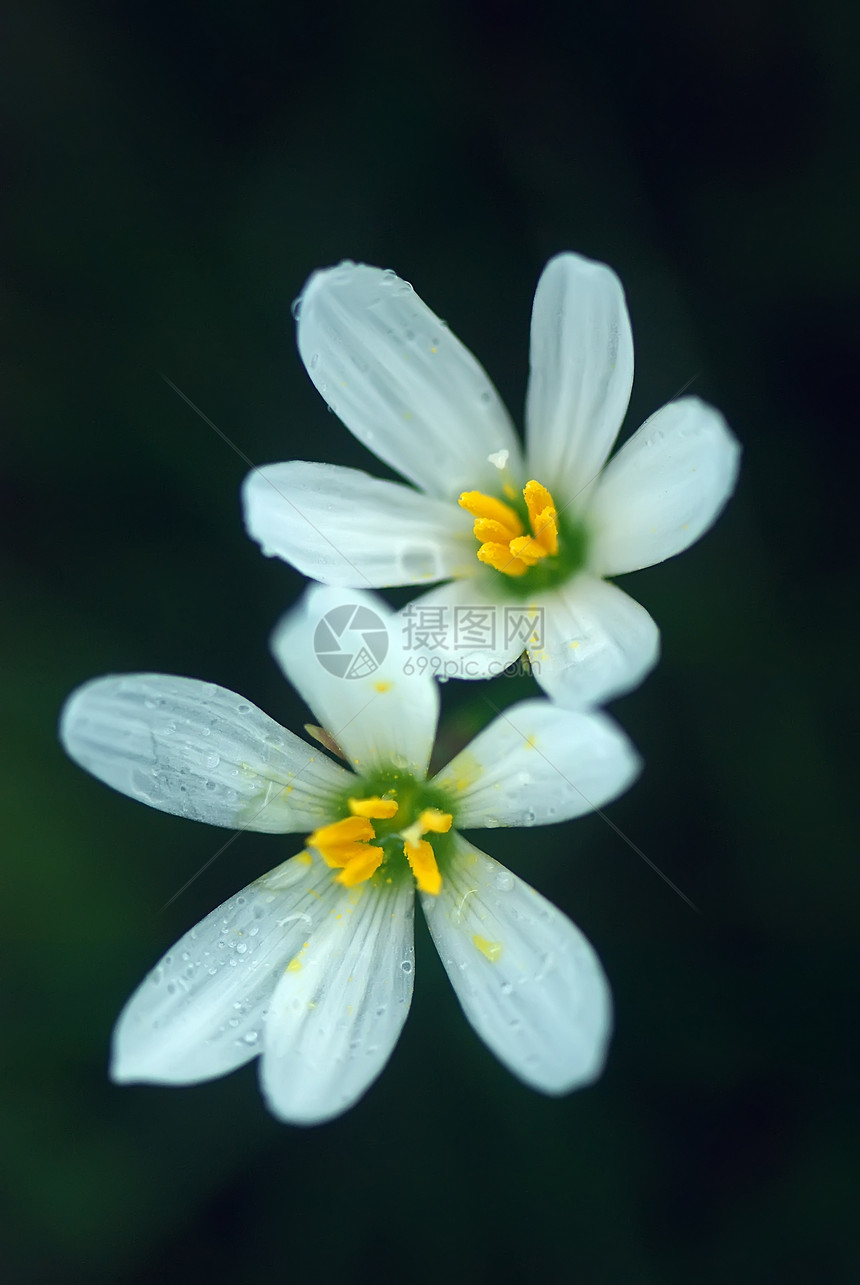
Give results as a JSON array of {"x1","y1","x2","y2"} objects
[
  {"x1": 243, "y1": 253, "x2": 741, "y2": 708},
  {"x1": 60, "y1": 585, "x2": 640, "y2": 1126}
]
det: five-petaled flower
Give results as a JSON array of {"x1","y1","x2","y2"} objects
[
  {"x1": 60, "y1": 586, "x2": 639, "y2": 1126},
  {"x1": 243, "y1": 252, "x2": 741, "y2": 708}
]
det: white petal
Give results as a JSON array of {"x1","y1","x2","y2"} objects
[
  {"x1": 423, "y1": 836, "x2": 612, "y2": 1094},
  {"x1": 525, "y1": 253, "x2": 634, "y2": 503},
  {"x1": 587, "y1": 396, "x2": 741, "y2": 575},
  {"x1": 434, "y1": 699, "x2": 640, "y2": 828},
  {"x1": 111, "y1": 851, "x2": 336, "y2": 1084},
  {"x1": 530, "y1": 576, "x2": 660, "y2": 708},
  {"x1": 296, "y1": 262, "x2": 523, "y2": 499},
  {"x1": 271, "y1": 585, "x2": 439, "y2": 777},
  {"x1": 394, "y1": 578, "x2": 528, "y2": 680},
  {"x1": 60, "y1": 675, "x2": 350, "y2": 832},
  {"x1": 260, "y1": 876, "x2": 415, "y2": 1125},
  {"x1": 242, "y1": 460, "x2": 473, "y2": 587}
]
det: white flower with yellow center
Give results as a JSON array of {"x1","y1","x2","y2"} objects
[
  {"x1": 60, "y1": 586, "x2": 640, "y2": 1126},
  {"x1": 244, "y1": 253, "x2": 741, "y2": 707}
]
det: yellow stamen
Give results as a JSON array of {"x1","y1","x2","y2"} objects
[
  {"x1": 531, "y1": 506, "x2": 558, "y2": 555},
  {"x1": 477, "y1": 542, "x2": 530, "y2": 576},
  {"x1": 473, "y1": 517, "x2": 519, "y2": 545},
  {"x1": 508, "y1": 535, "x2": 543, "y2": 566},
  {"x1": 523, "y1": 479, "x2": 554, "y2": 526},
  {"x1": 524, "y1": 481, "x2": 559, "y2": 555},
  {"x1": 308, "y1": 814, "x2": 372, "y2": 851},
  {"x1": 400, "y1": 808, "x2": 452, "y2": 895},
  {"x1": 334, "y1": 845, "x2": 385, "y2": 887},
  {"x1": 309, "y1": 803, "x2": 452, "y2": 896},
  {"x1": 320, "y1": 839, "x2": 382, "y2": 869},
  {"x1": 404, "y1": 838, "x2": 442, "y2": 895},
  {"x1": 418, "y1": 808, "x2": 453, "y2": 834},
  {"x1": 465, "y1": 477, "x2": 560, "y2": 577},
  {"x1": 307, "y1": 815, "x2": 382, "y2": 874},
  {"x1": 348, "y1": 795, "x2": 399, "y2": 820},
  {"x1": 459, "y1": 491, "x2": 523, "y2": 537}
]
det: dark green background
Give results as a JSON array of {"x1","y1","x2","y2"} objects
[{"x1": 4, "y1": 1, "x2": 858, "y2": 1281}]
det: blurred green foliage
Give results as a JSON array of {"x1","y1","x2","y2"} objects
[{"x1": 3, "y1": 1, "x2": 858, "y2": 1281}]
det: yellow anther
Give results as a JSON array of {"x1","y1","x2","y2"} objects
[
  {"x1": 399, "y1": 808, "x2": 452, "y2": 894},
  {"x1": 477, "y1": 542, "x2": 530, "y2": 576},
  {"x1": 523, "y1": 479, "x2": 554, "y2": 524},
  {"x1": 311, "y1": 803, "x2": 451, "y2": 895},
  {"x1": 348, "y1": 795, "x2": 399, "y2": 820},
  {"x1": 334, "y1": 845, "x2": 385, "y2": 887},
  {"x1": 508, "y1": 535, "x2": 543, "y2": 566},
  {"x1": 466, "y1": 477, "x2": 560, "y2": 578},
  {"x1": 308, "y1": 814, "x2": 372, "y2": 852},
  {"x1": 307, "y1": 815, "x2": 382, "y2": 879},
  {"x1": 524, "y1": 481, "x2": 559, "y2": 555},
  {"x1": 473, "y1": 517, "x2": 519, "y2": 545},
  {"x1": 531, "y1": 506, "x2": 559, "y2": 555},
  {"x1": 418, "y1": 808, "x2": 453, "y2": 834},
  {"x1": 404, "y1": 838, "x2": 442, "y2": 896},
  {"x1": 320, "y1": 838, "x2": 382, "y2": 870},
  {"x1": 459, "y1": 490, "x2": 523, "y2": 537}
]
